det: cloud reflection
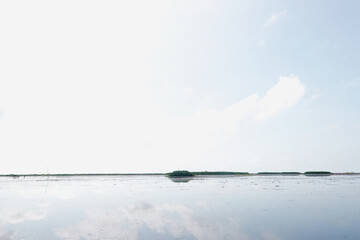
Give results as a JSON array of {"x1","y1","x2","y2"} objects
[
  {"x1": 261, "y1": 231, "x2": 283, "y2": 240},
  {"x1": 55, "y1": 202, "x2": 251, "y2": 240},
  {"x1": 0, "y1": 226, "x2": 14, "y2": 240},
  {"x1": 0, "y1": 208, "x2": 47, "y2": 224}
]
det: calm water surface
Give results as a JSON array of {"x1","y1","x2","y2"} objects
[{"x1": 0, "y1": 175, "x2": 359, "y2": 240}]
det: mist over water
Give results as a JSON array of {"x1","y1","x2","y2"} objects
[{"x1": 0, "y1": 175, "x2": 359, "y2": 240}]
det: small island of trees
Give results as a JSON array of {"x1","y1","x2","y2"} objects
[{"x1": 167, "y1": 170, "x2": 194, "y2": 177}]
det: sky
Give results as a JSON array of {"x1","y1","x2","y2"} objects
[{"x1": 0, "y1": 0, "x2": 360, "y2": 174}]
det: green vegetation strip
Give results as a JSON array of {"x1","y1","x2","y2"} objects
[
  {"x1": 167, "y1": 171, "x2": 194, "y2": 177},
  {"x1": 167, "y1": 170, "x2": 335, "y2": 177},
  {"x1": 257, "y1": 172, "x2": 301, "y2": 175},
  {"x1": 2, "y1": 171, "x2": 353, "y2": 178},
  {"x1": 167, "y1": 170, "x2": 249, "y2": 177},
  {"x1": 304, "y1": 171, "x2": 332, "y2": 175},
  {"x1": 0, "y1": 173, "x2": 165, "y2": 177},
  {"x1": 192, "y1": 171, "x2": 249, "y2": 175}
]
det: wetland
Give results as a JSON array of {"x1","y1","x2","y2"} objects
[{"x1": 0, "y1": 174, "x2": 359, "y2": 239}]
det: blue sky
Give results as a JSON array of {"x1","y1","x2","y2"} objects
[{"x1": 0, "y1": 0, "x2": 359, "y2": 173}]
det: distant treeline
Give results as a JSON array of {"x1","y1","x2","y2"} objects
[
  {"x1": 257, "y1": 172, "x2": 301, "y2": 175},
  {"x1": 167, "y1": 170, "x2": 337, "y2": 177},
  {"x1": 2, "y1": 171, "x2": 356, "y2": 178},
  {"x1": 167, "y1": 170, "x2": 250, "y2": 177},
  {"x1": 304, "y1": 171, "x2": 332, "y2": 175},
  {"x1": 192, "y1": 171, "x2": 250, "y2": 175},
  {"x1": 0, "y1": 173, "x2": 164, "y2": 178},
  {"x1": 167, "y1": 171, "x2": 194, "y2": 177}
]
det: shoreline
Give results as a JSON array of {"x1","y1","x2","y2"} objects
[{"x1": 1, "y1": 172, "x2": 360, "y2": 178}]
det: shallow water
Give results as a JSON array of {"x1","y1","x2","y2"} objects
[{"x1": 0, "y1": 175, "x2": 359, "y2": 240}]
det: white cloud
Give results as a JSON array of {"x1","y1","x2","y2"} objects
[
  {"x1": 201, "y1": 94, "x2": 214, "y2": 106},
  {"x1": 264, "y1": 11, "x2": 287, "y2": 28},
  {"x1": 135, "y1": 76, "x2": 305, "y2": 171},
  {"x1": 323, "y1": 123, "x2": 337, "y2": 131},
  {"x1": 344, "y1": 80, "x2": 360, "y2": 88},
  {"x1": 183, "y1": 87, "x2": 194, "y2": 98},
  {"x1": 187, "y1": 76, "x2": 304, "y2": 133},
  {"x1": 258, "y1": 39, "x2": 267, "y2": 46},
  {"x1": 255, "y1": 76, "x2": 305, "y2": 120},
  {"x1": 0, "y1": 74, "x2": 305, "y2": 173},
  {"x1": 306, "y1": 94, "x2": 320, "y2": 104},
  {"x1": 200, "y1": 76, "x2": 304, "y2": 129}
]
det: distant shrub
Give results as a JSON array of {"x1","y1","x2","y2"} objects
[
  {"x1": 193, "y1": 171, "x2": 249, "y2": 175},
  {"x1": 6, "y1": 174, "x2": 20, "y2": 178},
  {"x1": 257, "y1": 172, "x2": 280, "y2": 175},
  {"x1": 257, "y1": 172, "x2": 301, "y2": 175},
  {"x1": 167, "y1": 170, "x2": 194, "y2": 177},
  {"x1": 304, "y1": 171, "x2": 332, "y2": 175}
]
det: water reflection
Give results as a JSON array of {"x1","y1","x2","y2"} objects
[
  {"x1": 0, "y1": 226, "x2": 14, "y2": 240},
  {"x1": 0, "y1": 175, "x2": 359, "y2": 239},
  {"x1": 55, "y1": 202, "x2": 253, "y2": 240},
  {"x1": 169, "y1": 177, "x2": 194, "y2": 183},
  {"x1": 0, "y1": 207, "x2": 46, "y2": 224}
]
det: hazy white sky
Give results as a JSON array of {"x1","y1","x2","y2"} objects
[{"x1": 1, "y1": 0, "x2": 360, "y2": 174}]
